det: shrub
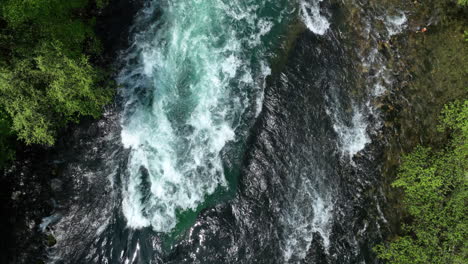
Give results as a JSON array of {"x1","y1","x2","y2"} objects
[
  {"x1": 375, "y1": 101, "x2": 468, "y2": 264},
  {"x1": 0, "y1": 0, "x2": 112, "y2": 147}
]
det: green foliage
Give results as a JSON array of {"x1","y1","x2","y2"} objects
[
  {"x1": 1, "y1": 0, "x2": 95, "y2": 57},
  {"x1": 95, "y1": 0, "x2": 109, "y2": 9},
  {"x1": 458, "y1": 0, "x2": 468, "y2": 6},
  {"x1": 0, "y1": 42, "x2": 111, "y2": 145},
  {"x1": 0, "y1": 0, "x2": 112, "y2": 147},
  {"x1": 375, "y1": 100, "x2": 468, "y2": 264}
]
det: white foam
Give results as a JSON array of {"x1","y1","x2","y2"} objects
[
  {"x1": 373, "y1": 83, "x2": 386, "y2": 97},
  {"x1": 333, "y1": 108, "x2": 371, "y2": 157},
  {"x1": 385, "y1": 12, "x2": 407, "y2": 36},
  {"x1": 280, "y1": 185, "x2": 334, "y2": 262},
  {"x1": 120, "y1": 128, "x2": 141, "y2": 149},
  {"x1": 311, "y1": 195, "x2": 333, "y2": 249},
  {"x1": 256, "y1": 62, "x2": 272, "y2": 117},
  {"x1": 118, "y1": 0, "x2": 283, "y2": 232},
  {"x1": 39, "y1": 213, "x2": 62, "y2": 232},
  {"x1": 300, "y1": 0, "x2": 330, "y2": 35}
]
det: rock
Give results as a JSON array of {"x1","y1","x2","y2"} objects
[
  {"x1": 46, "y1": 234, "x2": 57, "y2": 247},
  {"x1": 50, "y1": 178, "x2": 63, "y2": 193},
  {"x1": 11, "y1": 190, "x2": 21, "y2": 200}
]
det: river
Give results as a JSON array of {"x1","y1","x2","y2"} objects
[{"x1": 39, "y1": 0, "x2": 408, "y2": 263}]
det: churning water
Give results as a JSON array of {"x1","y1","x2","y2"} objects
[
  {"x1": 39, "y1": 0, "x2": 410, "y2": 263},
  {"x1": 117, "y1": 0, "x2": 326, "y2": 233}
]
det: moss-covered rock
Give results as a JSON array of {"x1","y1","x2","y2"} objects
[{"x1": 46, "y1": 234, "x2": 56, "y2": 247}]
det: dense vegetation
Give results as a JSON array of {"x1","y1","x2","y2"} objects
[
  {"x1": 375, "y1": 100, "x2": 467, "y2": 263},
  {"x1": 0, "y1": 0, "x2": 112, "y2": 166}
]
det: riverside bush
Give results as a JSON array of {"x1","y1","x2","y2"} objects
[{"x1": 375, "y1": 100, "x2": 468, "y2": 264}]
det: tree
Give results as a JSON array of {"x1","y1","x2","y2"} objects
[
  {"x1": 0, "y1": 0, "x2": 112, "y2": 148},
  {"x1": 375, "y1": 100, "x2": 468, "y2": 264}
]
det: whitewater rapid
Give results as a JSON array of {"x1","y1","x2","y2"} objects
[{"x1": 117, "y1": 0, "x2": 302, "y2": 232}]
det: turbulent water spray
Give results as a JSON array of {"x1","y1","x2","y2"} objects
[
  {"x1": 329, "y1": 105, "x2": 371, "y2": 158},
  {"x1": 280, "y1": 179, "x2": 334, "y2": 262},
  {"x1": 385, "y1": 12, "x2": 407, "y2": 36},
  {"x1": 116, "y1": 1, "x2": 338, "y2": 262},
  {"x1": 300, "y1": 0, "x2": 330, "y2": 35},
  {"x1": 117, "y1": 0, "x2": 296, "y2": 232}
]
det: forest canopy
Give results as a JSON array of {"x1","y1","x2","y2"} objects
[{"x1": 0, "y1": 0, "x2": 112, "y2": 164}]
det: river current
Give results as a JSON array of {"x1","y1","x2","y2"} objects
[{"x1": 41, "y1": 0, "x2": 408, "y2": 263}]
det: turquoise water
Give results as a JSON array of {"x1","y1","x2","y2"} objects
[{"x1": 117, "y1": 0, "x2": 307, "y2": 233}]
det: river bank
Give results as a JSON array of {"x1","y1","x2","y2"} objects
[{"x1": 376, "y1": 0, "x2": 467, "y2": 239}]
